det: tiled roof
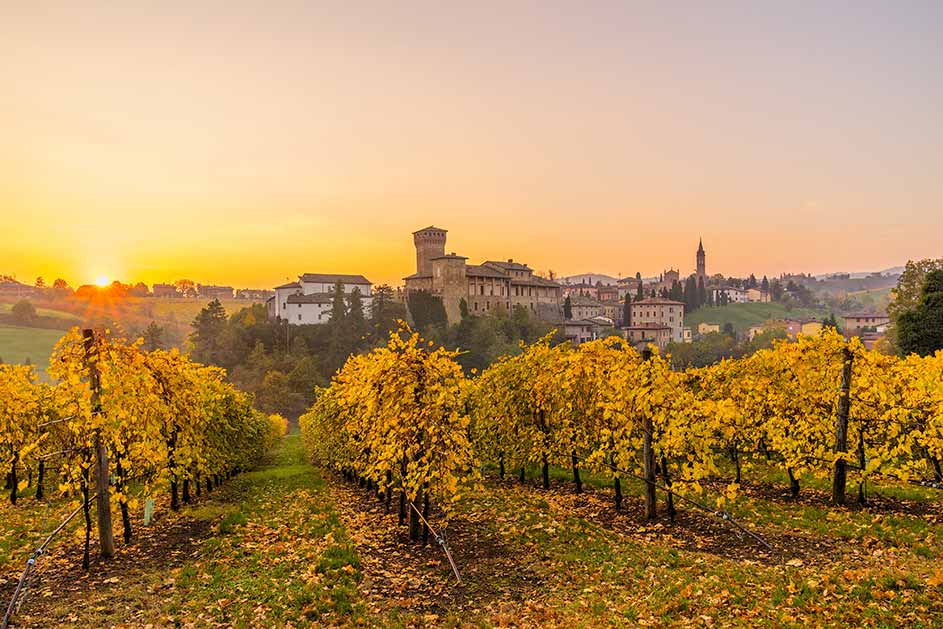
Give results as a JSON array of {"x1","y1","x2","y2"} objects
[
  {"x1": 631, "y1": 297, "x2": 685, "y2": 306},
  {"x1": 287, "y1": 293, "x2": 335, "y2": 305},
  {"x1": 403, "y1": 273, "x2": 432, "y2": 280},
  {"x1": 484, "y1": 260, "x2": 531, "y2": 272},
  {"x1": 413, "y1": 226, "x2": 448, "y2": 234},
  {"x1": 430, "y1": 254, "x2": 468, "y2": 261},
  {"x1": 274, "y1": 281, "x2": 301, "y2": 289},
  {"x1": 511, "y1": 276, "x2": 560, "y2": 288},
  {"x1": 299, "y1": 273, "x2": 371, "y2": 285},
  {"x1": 466, "y1": 265, "x2": 509, "y2": 278}
]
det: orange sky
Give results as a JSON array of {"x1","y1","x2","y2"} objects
[{"x1": 2, "y1": 3, "x2": 941, "y2": 289}]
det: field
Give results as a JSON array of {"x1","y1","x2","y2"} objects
[
  {"x1": 2, "y1": 435, "x2": 941, "y2": 627},
  {"x1": 684, "y1": 302, "x2": 827, "y2": 334},
  {"x1": 0, "y1": 303, "x2": 81, "y2": 321},
  {"x1": 0, "y1": 325, "x2": 65, "y2": 371}
]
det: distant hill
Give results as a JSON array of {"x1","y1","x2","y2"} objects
[
  {"x1": 560, "y1": 273, "x2": 622, "y2": 286},
  {"x1": 814, "y1": 266, "x2": 903, "y2": 280}
]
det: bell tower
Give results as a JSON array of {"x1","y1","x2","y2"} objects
[
  {"x1": 696, "y1": 238, "x2": 706, "y2": 281},
  {"x1": 413, "y1": 226, "x2": 447, "y2": 276}
]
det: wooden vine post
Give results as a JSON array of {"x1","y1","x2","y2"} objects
[
  {"x1": 83, "y1": 329, "x2": 115, "y2": 559},
  {"x1": 830, "y1": 346, "x2": 854, "y2": 506},
  {"x1": 641, "y1": 348, "x2": 657, "y2": 520}
]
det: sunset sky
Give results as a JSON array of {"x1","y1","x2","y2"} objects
[{"x1": 3, "y1": 2, "x2": 941, "y2": 288}]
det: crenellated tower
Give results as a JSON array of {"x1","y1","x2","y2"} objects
[{"x1": 413, "y1": 226, "x2": 447, "y2": 276}]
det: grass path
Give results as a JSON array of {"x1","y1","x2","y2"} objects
[
  {"x1": 8, "y1": 437, "x2": 943, "y2": 627},
  {"x1": 16, "y1": 435, "x2": 364, "y2": 627}
]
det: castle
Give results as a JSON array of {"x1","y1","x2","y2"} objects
[{"x1": 404, "y1": 226, "x2": 562, "y2": 323}]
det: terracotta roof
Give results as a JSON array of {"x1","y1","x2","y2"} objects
[
  {"x1": 631, "y1": 297, "x2": 685, "y2": 306},
  {"x1": 403, "y1": 273, "x2": 432, "y2": 280},
  {"x1": 430, "y1": 253, "x2": 468, "y2": 261},
  {"x1": 287, "y1": 293, "x2": 335, "y2": 305},
  {"x1": 483, "y1": 260, "x2": 531, "y2": 272},
  {"x1": 511, "y1": 276, "x2": 560, "y2": 288},
  {"x1": 844, "y1": 312, "x2": 889, "y2": 319},
  {"x1": 466, "y1": 265, "x2": 508, "y2": 278},
  {"x1": 299, "y1": 273, "x2": 371, "y2": 285}
]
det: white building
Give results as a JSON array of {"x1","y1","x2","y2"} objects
[
  {"x1": 270, "y1": 273, "x2": 372, "y2": 325},
  {"x1": 712, "y1": 287, "x2": 749, "y2": 304}
]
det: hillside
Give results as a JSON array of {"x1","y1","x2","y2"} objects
[
  {"x1": 0, "y1": 325, "x2": 65, "y2": 371},
  {"x1": 683, "y1": 302, "x2": 827, "y2": 334}
]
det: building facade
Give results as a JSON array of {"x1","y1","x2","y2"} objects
[
  {"x1": 628, "y1": 297, "x2": 685, "y2": 343},
  {"x1": 272, "y1": 273, "x2": 372, "y2": 325},
  {"x1": 404, "y1": 226, "x2": 561, "y2": 323}
]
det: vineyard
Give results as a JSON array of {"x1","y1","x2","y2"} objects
[
  {"x1": 301, "y1": 325, "x2": 943, "y2": 529},
  {"x1": 1, "y1": 327, "x2": 286, "y2": 626},
  {"x1": 2, "y1": 324, "x2": 943, "y2": 625}
]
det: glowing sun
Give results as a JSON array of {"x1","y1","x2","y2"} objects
[{"x1": 95, "y1": 276, "x2": 110, "y2": 287}]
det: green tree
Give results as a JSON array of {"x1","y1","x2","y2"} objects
[
  {"x1": 346, "y1": 287, "x2": 368, "y2": 348},
  {"x1": 10, "y1": 300, "x2": 36, "y2": 325},
  {"x1": 329, "y1": 280, "x2": 348, "y2": 323},
  {"x1": 635, "y1": 282, "x2": 644, "y2": 301},
  {"x1": 142, "y1": 321, "x2": 165, "y2": 351},
  {"x1": 459, "y1": 297, "x2": 469, "y2": 319},
  {"x1": 406, "y1": 290, "x2": 447, "y2": 330},
  {"x1": 897, "y1": 270, "x2": 943, "y2": 357},
  {"x1": 722, "y1": 322, "x2": 735, "y2": 337},
  {"x1": 189, "y1": 299, "x2": 228, "y2": 363},
  {"x1": 697, "y1": 276, "x2": 707, "y2": 307},
  {"x1": 563, "y1": 295, "x2": 573, "y2": 320},
  {"x1": 622, "y1": 295, "x2": 631, "y2": 326}
]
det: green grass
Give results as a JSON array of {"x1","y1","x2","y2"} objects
[
  {"x1": 0, "y1": 324, "x2": 65, "y2": 371},
  {"x1": 7, "y1": 438, "x2": 941, "y2": 626},
  {"x1": 0, "y1": 303, "x2": 81, "y2": 321},
  {"x1": 684, "y1": 302, "x2": 828, "y2": 334}
]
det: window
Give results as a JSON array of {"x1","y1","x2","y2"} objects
[
  {"x1": 480, "y1": 286, "x2": 484, "y2": 295},
  {"x1": 298, "y1": 314, "x2": 301, "y2": 321}
]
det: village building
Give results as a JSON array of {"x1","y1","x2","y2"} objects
[
  {"x1": 698, "y1": 322, "x2": 721, "y2": 335},
  {"x1": 623, "y1": 323, "x2": 674, "y2": 350},
  {"x1": 197, "y1": 284, "x2": 235, "y2": 300},
  {"x1": 628, "y1": 297, "x2": 685, "y2": 344},
  {"x1": 270, "y1": 273, "x2": 372, "y2": 325},
  {"x1": 843, "y1": 312, "x2": 890, "y2": 334},
  {"x1": 403, "y1": 226, "x2": 562, "y2": 323}
]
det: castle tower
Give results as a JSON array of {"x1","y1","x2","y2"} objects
[
  {"x1": 696, "y1": 238, "x2": 706, "y2": 281},
  {"x1": 413, "y1": 226, "x2": 447, "y2": 276}
]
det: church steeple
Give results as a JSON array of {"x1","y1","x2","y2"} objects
[{"x1": 696, "y1": 238, "x2": 706, "y2": 280}]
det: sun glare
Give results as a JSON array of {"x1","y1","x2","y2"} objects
[{"x1": 95, "y1": 276, "x2": 110, "y2": 287}]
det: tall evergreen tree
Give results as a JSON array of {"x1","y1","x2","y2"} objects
[
  {"x1": 189, "y1": 299, "x2": 228, "y2": 364},
  {"x1": 697, "y1": 276, "x2": 707, "y2": 308},
  {"x1": 347, "y1": 287, "x2": 367, "y2": 343},
  {"x1": 761, "y1": 275, "x2": 770, "y2": 293},
  {"x1": 683, "y1": 275, "x2": 698, "y2": 313},
  {"x1": 622, "y1": 295, "x2": 631, "y2": 326},
  {"x1": 636, "y1": 282, "x2": 644, "y2": 301},
  {"x1": 563, "y1": 295, "x2": 573, "y2": 320},
  {"x1": 329, "y1": 279, "x2": 347, "y2": 323}
]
